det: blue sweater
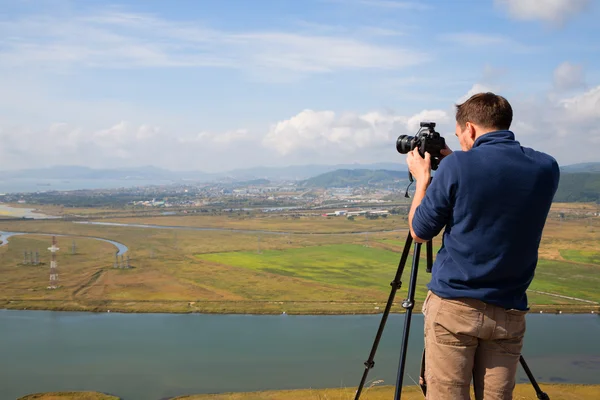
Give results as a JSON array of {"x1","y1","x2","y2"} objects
[{"x1": 412, "y1": 130, "x2": 560, "y2": 310}]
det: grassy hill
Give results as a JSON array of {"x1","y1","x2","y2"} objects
[
  {"x1": 555, "y1": 173, "x2": 600, "y2": 202},
  {"x1": 301, "y1": 169, "x2": 407, "y2": 188}
]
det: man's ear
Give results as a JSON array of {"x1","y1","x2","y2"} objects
[{"x1": 466, "y1": 122, "x2": 477, "y2": 141}]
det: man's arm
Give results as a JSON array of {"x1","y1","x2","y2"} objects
[
  {"x1": 408, "y1": 179, "x2": 431, "y2": 243},
  {"x1": 406, "y1": 149, "x2": 456, "y2": 242}
]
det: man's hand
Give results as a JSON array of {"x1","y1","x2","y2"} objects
[
  {"x1": 441, "y1": 145, "x2": 453, "y2": 158},
  {"x1": 407, "y1": 148, "x2": 431, "y2": 182}
]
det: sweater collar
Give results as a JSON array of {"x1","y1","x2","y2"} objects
[{"x1": 473, "y1": 130, "x2": 515, "y2": 148}]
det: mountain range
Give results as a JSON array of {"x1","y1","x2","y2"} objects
[
  {"x1": 0, "y1": 161, "x2": 598, "y2": 183},
  {"x1": 0, "y1": 163, "x2": 407, "y2": 182}
]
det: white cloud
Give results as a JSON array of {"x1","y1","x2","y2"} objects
[
  {"x1": 353, "y1": 0, "x2": 431, "y2": 10},
  {"x1": 438, "y1": 33, "x2": 536, "y2": 53},
  {"x1": 559, "y1": 85, "x2": 600, "y2": 120},
  {"x1": 553, "y1": 62, "x2": 586, "y2": 92},
  {"x1": 0, "y1": 85, "x2": 598, "y2": 171},
  {"x1": 440, "y1": 33, "x2": 510, "y2": 46},
  {"x1": 456, "y1": 84, "x2": 497, "y2": 104},
  {"x1": 0, "y1": 121, "x2": 261, "y2": 172},
  {"x1": 262, "y1": 108, "x2": 450, "y2": 158},
  {"x1": 326, "y1": 0, "x2": 431, "y2": 10},
  {"x1": 180, "y1": 129, "x2": 250, "y2": 145},
  {"x1": 0, "y1": 10, "x2": 428, "y2": 74},
  {"x1": 495, "y1": 0, "x2": 590, "y2": 25},
  {"x1": 261, "y1": 84, "x2": 600, "y2": 167}
]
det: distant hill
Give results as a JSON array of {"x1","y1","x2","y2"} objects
[
  {"x1": 222, "y1": 162, "x2": 407, "y2": 180},
  {"x1": 0, "y1": 165, "x2": 199, "y2": 181},
  {"x1": 301, "y1": 169, "x2": 408, "y2": 187},
  {"x1": 560, "y1": 162, "x2": 600, "y2": 173},
  {"x1": 0, "y1": 163, "x2": 407, "y2": 182},
  {"x1": 554, "y1": 172, "x2": 600, "y2": 202}
]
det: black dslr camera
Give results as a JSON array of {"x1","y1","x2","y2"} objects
[{"x1": 396, "y1": 122, "x2": 446, "y2": 171}]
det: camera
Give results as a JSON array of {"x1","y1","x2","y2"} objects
[{"x1": 396, "y1": 122, "x2": 446, "y2": 170}]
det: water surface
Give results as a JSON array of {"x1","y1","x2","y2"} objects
[{"x1": 1, "y1": 311, "x2": 598, "y2": 400}]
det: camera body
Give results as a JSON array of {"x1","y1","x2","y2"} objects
[{"x1": 396, "y1": 122, "x2": 446, "y2": 170}]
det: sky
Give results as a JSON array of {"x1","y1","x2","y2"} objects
[{"x1": 0, "y1": 0, "x2": 599, "y2": 172}]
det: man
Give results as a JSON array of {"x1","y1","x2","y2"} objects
[{"x1": 406, "y1": 92, "x2": 560, "y2": 400}]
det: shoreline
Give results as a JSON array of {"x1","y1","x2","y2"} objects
[
  {"x1": 3, "y1": 299, "x2": 598, "y2": 316},
  {"x1": 17, "y1": 384, "x2": 600, "y2": 400}
]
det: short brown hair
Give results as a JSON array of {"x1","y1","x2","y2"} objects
[{"x1": 455, "y1": 92, "x2": 513, "y2": 130}]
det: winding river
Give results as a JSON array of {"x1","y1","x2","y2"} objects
[{"x1": 0, "y1": 231, "x2": 128, "y2": 255}]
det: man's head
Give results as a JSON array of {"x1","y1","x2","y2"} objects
[{"x1": 455, "y1": 92, "x2": 513, "y2": 151}]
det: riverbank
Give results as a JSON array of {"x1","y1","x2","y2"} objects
[
  {"x1": 2, "y1": 298, "x2": 599, "y2": 315},
  {"x1": 19, "y1": 384, "x2": 600, "y2": 400},
  {"x1": 176, "y1": 384, "x2": 600, "y2": 399},
  {"x1": 18, "y1": 392, "x2": 119, "y2": 400}
]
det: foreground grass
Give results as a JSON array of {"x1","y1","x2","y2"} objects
[
  {"x1": 18, "y1": 392, "x2": 119, "y2": 400},
  {"x1": 19, "y1": 385, "x2": 600, "y2": 400},
  {"x1": 173, "y1": 384, "x2": 600, "y2": 400}
]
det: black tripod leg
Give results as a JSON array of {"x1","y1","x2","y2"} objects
[
  {"x1": 426, "y1": 240, "x2": 433, "y2": 273},
  {"x1": 520, "y1": 355, "x2": 550, "y2": 399},
  {"x1": 394, "y1": 242, "x2": 422, "y2": 400},
  {"x1": 354, "y1": 231, "x2": 413, "y2": 400}
]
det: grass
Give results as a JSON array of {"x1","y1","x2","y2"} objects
[
  {"x1": 173, "y1": 384, "x2": 600, "y2": 400},
  {"x1": 0, "y1": 214, "x2": 599, "y2": 314},
  {"x1": 19, "y1": 385, "x2": 600, "y2": 400},
  {"x1": 18, "y1": 392, "x2": 119, "y2": 400},
  {"x1": 559, "y1": 249, "x2": 600, "y2": 265},
  {"x1": 106, "y1": 213, "x2": 405, "y2": 233}
]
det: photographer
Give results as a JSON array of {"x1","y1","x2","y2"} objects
[{"x1": 406, "y1": 93, "x2": 560, "y2": 400}]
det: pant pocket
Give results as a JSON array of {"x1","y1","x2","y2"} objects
[
  {"x1": 432, "y1": 300, "x2": 480, "y2": 346},
  {"x1": 505, "y1": 309, "x2": 527, "y2": 339},
  {"x1": 422, "y1": 290, "x2": 433, "y2": 315}
]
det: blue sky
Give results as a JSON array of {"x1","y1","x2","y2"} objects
[{"x1": 0, "y1": 0, "x2": 599, "y2": 171}]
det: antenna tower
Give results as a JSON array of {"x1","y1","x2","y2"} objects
[{"x1": 47, "y1": 236, "x2": 59, "y2": 289}]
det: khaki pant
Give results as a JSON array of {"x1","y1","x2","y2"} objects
[{"x1": 421, "y1": 290, "x2": 527, "y2": 400}]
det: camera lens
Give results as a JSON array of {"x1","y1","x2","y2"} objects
[{"x1": 396, "y1": 135, "x2": 415, "y2": 154}]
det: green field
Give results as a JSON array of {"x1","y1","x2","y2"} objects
[{"x1": 0, "y1": 209, "x2": 598, "y2": 314}]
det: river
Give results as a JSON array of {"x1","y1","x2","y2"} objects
[
  {"x1": 0, "y1": 231, "x2": 128, "y2": 255},
  {"x1": 1, "y1": 311, "x2": 598, "y2": 400}
]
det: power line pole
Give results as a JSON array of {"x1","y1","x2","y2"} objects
[{"x1": 47, "y1": 236, "x2": 59, "y2": 289}]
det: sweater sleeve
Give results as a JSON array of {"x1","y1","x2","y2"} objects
[{"x1": 412, "y1": 156, "x2": 457, "y2": 241}]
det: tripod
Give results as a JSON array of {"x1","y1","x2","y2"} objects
[{"x1": 354, "y1": 230, "x2": 550, "y2": 400}]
